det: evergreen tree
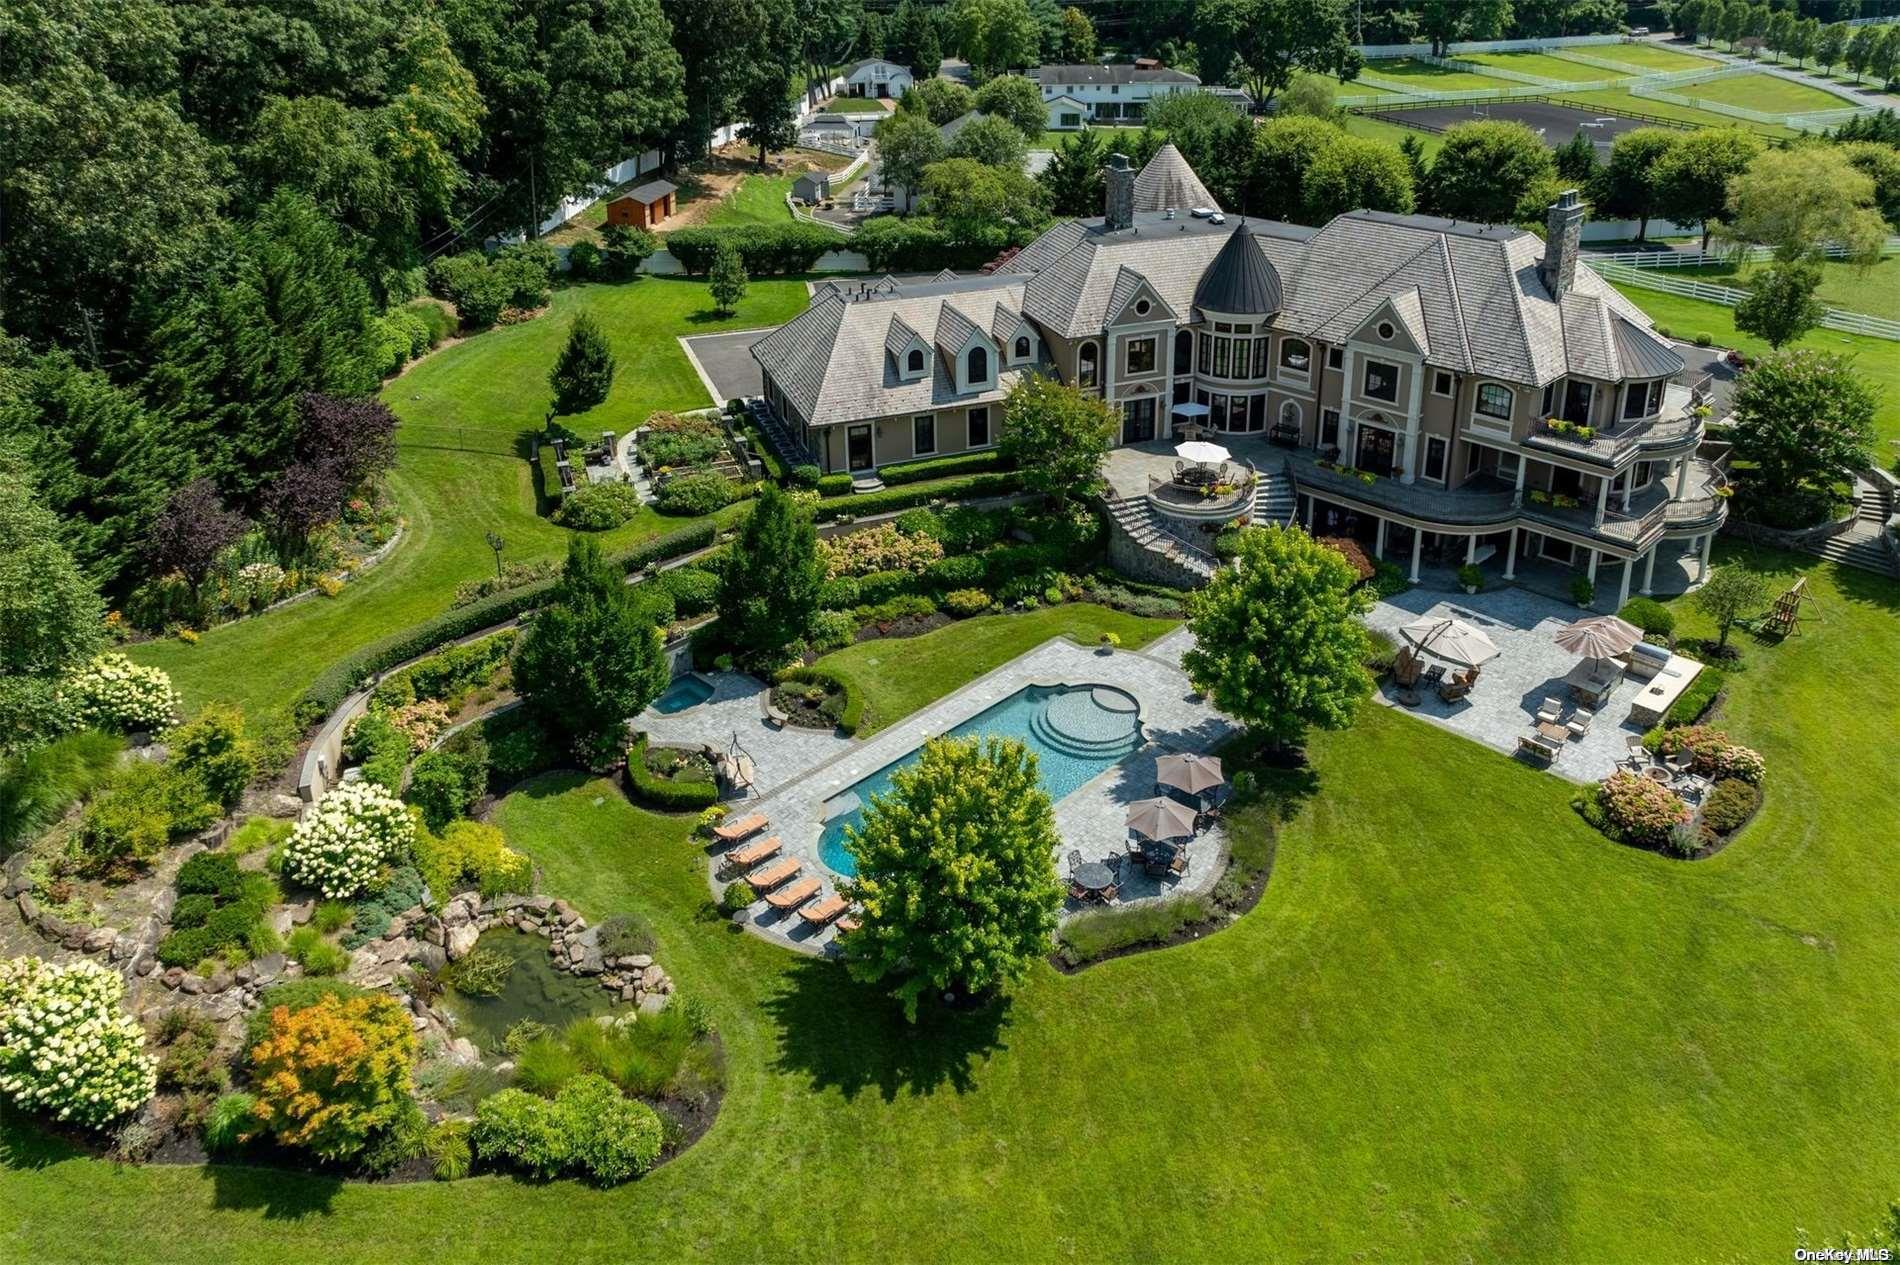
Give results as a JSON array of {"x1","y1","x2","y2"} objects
[
  {"x1": 1728, "y1": 349, "x2": 1878, "y2": 527},
  {"x1": 549, "y1": 314, "x2": 618, "y2": 416},
  {"x1": 1036, "y1": 127, "x2": 1108, "y2": 216},
  {"x1": 715, "y1": 483, "x2": 820, "y2": 669},
  {"x1": 709, "y1": 243, "x2": 749, "y2": 316},
  {"x1": 1057, "y1": 6, "x2": 1096, "y2": 62},
  {"x1": 513, "y1": 536, "x2": 669, "y2": 765},
  {"x1": 1554, "y1": 131, "x2": 1599, "y2": 185}
]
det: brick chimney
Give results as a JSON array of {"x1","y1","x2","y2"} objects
[
  {"x1": 1540, "y1": 188, "x2": 1585, "y2": 300},
  {"x1": 1104, "y1": 153, "x2": 1134, "y2": 231}
]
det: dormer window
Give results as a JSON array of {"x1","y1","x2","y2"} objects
[
  {"x1": 967, "y1": 346, "x2": 988, "y2": 385},
  {"x1": 1014, "y1": 335, "x2": 1030, "y2": 361},
  {"x1": 907, "y1": 348, "x2": 925, "y2": 375}
]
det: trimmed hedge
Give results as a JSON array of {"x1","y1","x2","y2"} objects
[
  {"x1": 298, "y1": 522, "x2": 719, "y2": 722},
  {"x1": 854, "y1": 569, "x2": 919, "y2": 605},
  {"x1": 878, "y1": 449, "x2": 1008, "y2": 485},
  {"x1": 852, "y1": 216, "x2": 1039, "y2": 273},
  {"x1": 624, "y1": 733, "x2": 719, "y2": 811},
  {"x1": 816, "y1": 473, "x2": 855, "y2": 498},
  {"x1": 1665, "y1": 666, "x2": 1726, "y2": 727},
  {"x1": 665, "y1": 224, "x2": 844, "y2": 275},
  {"x1": 776, "y1": 665, "x2": 863, "y2": 735},
  {"x1": 812, "y1": 472, "x2": 1022, "y2": 523}
]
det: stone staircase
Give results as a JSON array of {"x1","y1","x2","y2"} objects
[
  {"x1": 1104, "y1": 491, "x2": 1217, "y2": 588},
  {"x1": 746, "y1": 399, "x2": 817, "y2": 470},
  {"x1": 1809, "y1": 474, "x2": 1899, "y2": 577},
  {"x1": 1252, "y1": 460, "x2": 1298, "y2": 527}
]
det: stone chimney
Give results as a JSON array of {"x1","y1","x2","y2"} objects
[
  {"x1": 1540, "y1": 188, "x2": 1585, "y2": 300},
  {"x1": 1104, "y1": 153, "x2": 1134, "y2": 231}
]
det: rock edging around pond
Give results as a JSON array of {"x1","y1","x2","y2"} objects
[{"x1": 442, "y1": 891, "x2": 677, "y2": 1013}]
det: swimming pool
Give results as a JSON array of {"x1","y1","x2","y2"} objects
[
  {"x1": 817, "y1": 683, "x2": 1143, "y2": 878},
  {"x1": 652, "y1": 674, "x2": 714, "y2": 714}
]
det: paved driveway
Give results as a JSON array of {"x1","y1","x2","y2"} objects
[{"x1": 679, "y1": 329, "x2": 773, "y2": 405}]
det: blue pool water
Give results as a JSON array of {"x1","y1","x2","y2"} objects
[
  {"x1": 653, "y1": 674, "x2": 714, "y2": 714},
  {"x1": 817, "y1": 684, "x2": 1142, "y2": 878}
]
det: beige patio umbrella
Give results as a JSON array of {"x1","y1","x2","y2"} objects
[
  {"x1": 1155, "y1": 753, "x2": 1225, "y2": 797},
  {"x1": 1553, "y1": 614, "x2": 1643, "y2": 661},
  {"x1": 1125, "y1": 796, "x2": 1198, "y2": 842},
  {"x1": 1397, "y1": 616, "x2": 1501, "y2": 669}
]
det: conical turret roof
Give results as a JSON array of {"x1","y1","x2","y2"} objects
[
  {"x1": 1132, "y1": 142, "x2": 1218, "y2": 213},
  {"x1": 1193, "y1": 223, "x2": 1282, "y2": 316}
]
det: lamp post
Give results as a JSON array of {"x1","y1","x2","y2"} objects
[{"x1": 485, "y1": 532, "x2": 505, "y2": 579}]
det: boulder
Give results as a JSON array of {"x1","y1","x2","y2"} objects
[
  {"x1": 2, "y1": 852, "x2": 30, "y2": 898},
  {"x1": 373, "y1": 938, "x2": 411, "y2": 966},
  {"x1": 235, "y1": 963, "x2": 256, "y2": 985},
  {"x1": 162, "y1": 967, "x2": 184, "y2": 989},
  {"x1": 287, "y1": 901, "x2": 315, "y2": 926},
  {"x1": 110, "y1": 936, "x2": 138, "y2": 962},
  {"x1": 620, "y1": 984, "x2": 637, "y2": 1003},
  {"x1": 152, "y1": 888, "x2": 177, "y2": 922},
  {"x1": 626, "y1": 954, "x2": 654, "y2": 970},
  {"x1": 134, "y1": 957, "x2": 157, "y2": 978},
  {"x1": 82, "y1": 926, "x2": 117, "y2": 953},
  {"x1": 446, "y1": 923, "x2": 479, "y2": 961},
  {"x1": 15, "y1": 893, "x2": 39, "y2": 924},
  {"x1": 409, "y1": 941, "x2": 447, "y2": 972},
  {"x1": 179, "y1": 973, "x2": 205, "y2": 995},
  {"x1": 206, "y1": 971, "x2": 234, "y2": 994},
  {"x1": 524, "y1": 894, "x2": 554, "y2": 912},
  {"x1": 442, "y1": 901, "x2": 473, "y2": 927},
  {"x1": 268, "y1": 907, "x2": 295, "y2": 937},
  {"x1": 637, "y1": 992, "x2": 670, "y2": 1015},
  {"x1": 639, "y1": 965, "x2": 666, "y2": 991},
  {"x1": 383, "y1": 917, "x2": 407, "y2": 941},
  {"x1": 265, "y1": 792, "x2": 303, "y2": 819},
  {"x1": 447, "y1": 1037, "x2": 481, "y2": 1065},
  {"x1": 251, "y1": 953, "x2": 286, "y2": 985}
]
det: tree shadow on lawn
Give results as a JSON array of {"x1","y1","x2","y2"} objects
[
  {"x1": 202, "y1": 1160, "x2": 345, "y2": 1221},
  {"x1": 761, "y1": 957, "x2": 1013, "y2": 1104},
  {"x1": 0, "y1": 1108, "x2": 72, "y2": 1172}
]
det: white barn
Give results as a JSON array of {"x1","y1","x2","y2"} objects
[{"x1": 843, "y1": 58, "x2": 913, "y2": 99}]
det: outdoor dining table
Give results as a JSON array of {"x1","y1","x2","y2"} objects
[
  {"x1": 1562, "y1": 657, "x2": 1621, "y2": 707},
  {"x1": 1074, "y1": 861, "x2": 1115, "y2": 896}
]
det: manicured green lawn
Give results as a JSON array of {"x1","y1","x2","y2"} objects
[
  {"x1": 1679, "y1": 70, "x2": 1856, "y2": 115},
  {"x1": 1669, "y1": 255, "x2": 1900, "y2": 323},
  {"x1": 1611, "y1": 283, "x2": 1900, "y2": 453},
  {"x1": 819, "y1": 95, "x2": 892, "y2": 114},
  {"x1": 1341, "y1": 111, "x2": 1446, "y2": 158},
  {"x1": 10, "y1": 547, "x2": 1900, "y2": 1261},
  {"x1": 1577, "y1": 42, "x2": 1724, "y2": 73},
  {"x1": 1557, "y1": 87, "x2": 1797, "y2": 137},
  {"x1": 127, "y1": 276, "x2": 812, "y2": 724},
  {"x1": 1322, "y1": 72, "x2": 1397, "y2": 98},
  {"x1": 813, "y1": 603, "x2": 1179, "y2": 734},
  {"x1": 1360, "y1": 58, "x2": 1522, "y2": 93},
  {"x1": 703, "y1": 173, "x2": 799, "y2": 226},
  {"x1": 1460, "y1": 51, "x2": 1631, "y2": 83}
]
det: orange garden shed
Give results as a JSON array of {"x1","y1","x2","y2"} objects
[{"x1": 606, "y1": 179, "x2": 678, "y2": 230}]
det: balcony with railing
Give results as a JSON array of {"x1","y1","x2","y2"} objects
[
  {"x1": 1518, "y1": 375, "x2": 1713, "y2": 466},
  {"x1": 1147, "y1": 459, "x2": 1258, "y2": 522}
]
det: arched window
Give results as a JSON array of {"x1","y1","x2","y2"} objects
[
  {"x1": 1174, "y1": 328, "x2": 1192, "y2": 374},
  {"x1": 967, "y1": 346, "x2": 989, "y2": 384},
  {"x1": 1078, "y1": 341, "x2": 1099, "y2": 387},
  {"x1": 1278, "y1": 338, "x2": 1312, "y2": 373},
  {"x1": 906, "y1": 347, "x2": 924, "y2": 375},
  {"x1": 1280, "y1": 400, "x2": 1302, "y2": 432},
  {"x1": 1475, "y1": 381, "x2": 1513, "y2": 420},
  {"x1": 1014, "y1": 335, "x2": 1031, "y2": 361}
]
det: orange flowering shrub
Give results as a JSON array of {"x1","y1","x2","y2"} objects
[{"x1": 248, "y1": 993, "x2": 417, "y2": 1161}]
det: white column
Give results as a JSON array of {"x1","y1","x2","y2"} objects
[
  {"x1": 1400, "y1": 361, "x2": 1425, "y2": 485},
  {"x1": 1304, "y1": 494, "x2": 1316, "y2": 530},
  {"x1": 1513, "y1": 458, "x2": 1528, "y2": 507},
  {"x1": 1466, "y1": 535, "x2": 1478, "y2": 564},
  {"x1": 1410, "y1": 530, "x2": 1423, "y2": 583},
  {"x1": 1586, "y1": 547, "x2": 1600, "y2": 591},
  {"x1": 1675, "y1": 458, "x2": 1691, "y2": 499},
  {"x1": 1375, "y1": 517, "x2": 1388, "y2": 559},
  {"x1": 1503, "y1": 527, "x2": 1518, "y2": 580},
  {"x1": 1616, "y1": 555, "x2": 1633, "y2": 610},
  {"x1": 1594, "y1": 475, "x2": 1611, "y2": 528},
  {"x1": 1641, "y1": 546, "x2": 1657, "y2": 596},
  {"x1": 1697, "y1": 533, "x2": 1712, "y2": 583},
  {"x1": 1621, "y1": 475, "x2": 1634, "y2": 512},
  {"x1": 1341, "y1": 346, "x2": 1359, "y2": 462}
]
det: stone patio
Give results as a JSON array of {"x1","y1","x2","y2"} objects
[
  {"x1": 705, "y1": 630, "x2": 1238, "y2": 956},
  {"x1": 633, "y1": 671, "x2": 852, "y2": 796},
  {"x1": 1366, "y1": 583, "x2": 1664, "y2": 784}
]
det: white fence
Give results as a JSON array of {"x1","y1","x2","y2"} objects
[
  {"x1": 1585, "y1": 259, "x2": 1900, "y2": 341},
  {"x1": 1589, "y1": 239, "x2": 1900, "y2": 268},
  {"x1": 1355, "y1": 33, "x2": 1626, "y2": 58}
]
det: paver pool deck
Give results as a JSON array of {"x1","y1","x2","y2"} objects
[{"x1": 682, "y1": 630, "x2": 1238, "y2": 956}]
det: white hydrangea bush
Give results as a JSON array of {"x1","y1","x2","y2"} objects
[
  {"x1": 0, "y1": 957, "x2": 158, "y2": 1128},
  {"x1": 61, "y1": 652, "x2": 181, "y2": 733},
  {"x1": 283, "y1": 780, "x2": 416, "y2": 898}
]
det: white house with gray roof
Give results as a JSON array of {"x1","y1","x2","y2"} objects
[
  {"x1": 751, "y1": 148, "x2": 1727, "y2": 603},
  {"x1": 841, "y1": 58, "x2": 912, "y2": 99},
  {"x1": 1028, "y1": 64, "x2": 1202, "y2": 123}
]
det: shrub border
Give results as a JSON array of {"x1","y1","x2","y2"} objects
[
  {"x1": 774, "y1": 666, "x2": 863, "y2": 735},
  {"x1": 623, "y1": 733, "x2": 720, "y2": 811}
]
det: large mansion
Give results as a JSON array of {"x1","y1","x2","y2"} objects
[{"x1": 752, "y1": 145, "x2": 1726, "y2": 607}]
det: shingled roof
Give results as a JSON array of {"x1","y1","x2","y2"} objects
[
  {"x1": 1193, "y1": 223, "x2": 1282, "y2": 317},
  {"x1": 1132, "y1": 144, "x2": 1218, "y2": 213}
]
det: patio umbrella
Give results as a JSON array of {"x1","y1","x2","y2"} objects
[
  {"x1": 1125, "y1": 796, "x2": 1198, "y2": 842},
  {"x1": 1174, "y1": 439, "x2": 1231, "y2": 466},
  {"x1": 1553, "y1": 614, "x2": 1642, "y2": 661},
  {"x1": 1155, "y1": 753, "x2": 1225, "y2": 797},
  {"x1": 1397, "y1": 616, "x2": 1501, "y2": 669}
]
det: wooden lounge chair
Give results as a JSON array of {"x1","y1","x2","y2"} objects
[
  {"x1": 724, "y1": 834, "x2": 781, "y2": 869},
  {"x1": 713, "y1": 812, "x2": 767, "y2": 844},
  {"x1": 1624, "y1": 735, "x2": 1650, "y2": 770},
  {"x1": 747, "y1": 856, "x2": 799, "y2": 890},
  {"x1": 835, "y1": 915, "x2": 860, "y2": 934},
  {"x1": 765, "y1": 876, "x2": 821, "y2": 911},
  {"x1": 799, "y1": 893, "x2": 849, "y2": 926}
]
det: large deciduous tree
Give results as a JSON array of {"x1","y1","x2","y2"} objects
[
  {"x1": 947, "y1": 113, "x2": 1030, "y2": 170},
  {"x1": 901, "y1": 76, "x2": 977, "y2": 126},
  {"x1": 1202, "y1": 0, "x2": 1361, "y2": 107},
  {"x1": 1716, "y1": 147, "x2": 1889, "y2": 264},
  {"x1": 843, "y1": 734, "x2": 1064, "y2": 1021},
  {"x1": 1301, "y1": 133, "x2": 1416, "y2": 222},
  {"x1": 972, "y1": 74, "x2": 1046, "y2": 140},
  {"x1": 1181, "y1": 526, "x2": 1373, "y2": 751},
  {"x1": 1056, "y1": 6, "x2": 1096, "y2": 62},
  {"x1": 998, "y1": 377, "x2": 1115, "y2": 507},
  {"x1": 514, "y1": 536, "x2": 669, "y2": 765},
  {"x1": 715, "y1": 483, "x2": 821, "y2": 669},
  {"x1": 1651, "y1": 127, "x2": 1765, "y2": 250},
  {"x1": 737, "y1": 0, "x2": 802, "y2": 168},
  {"x1": 1729, "y1": 349, "x2": 1879, "y2": 528},
  {"x1": 919, "y1": 158, "x2": 1049, "y2": 245},
  {"x1": 949, "y1": 0, "x2": 1040, "y2": 82},
  {"x1": 1423, "y1": 120, "x2": 1558, "y2": 225},
  {"x1": 549, "y1": 313, "x2": 618, "y2": 416},
  {"x1": 1594, "y1": 128, "x2": 1681, "y2": 242}
]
